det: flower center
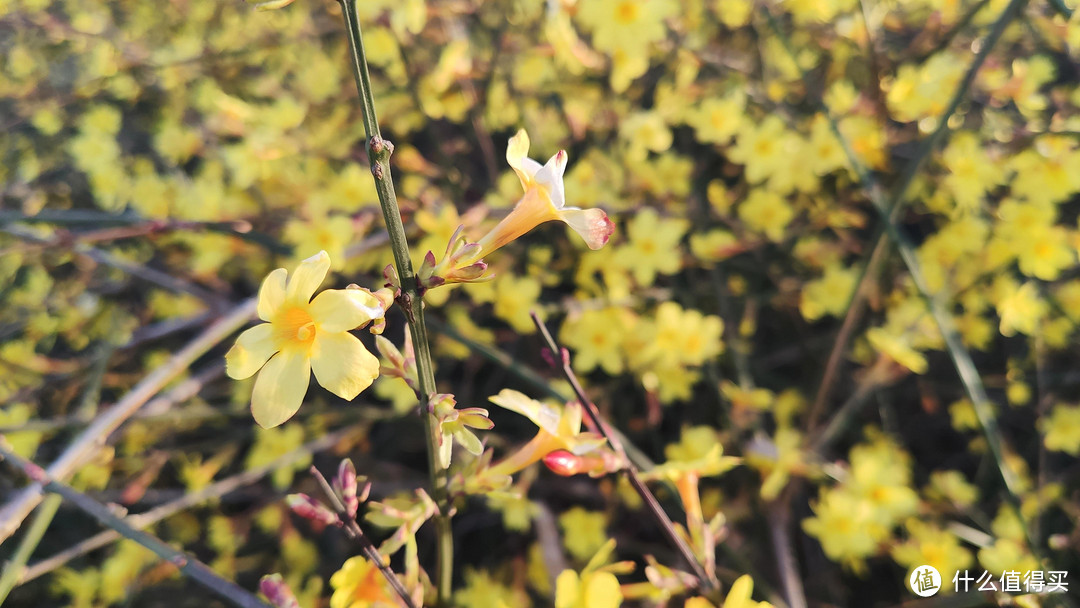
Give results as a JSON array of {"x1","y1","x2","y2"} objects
[
  {"x1": 277, "y1": 306, "x2": 316, "y2": 345},
  {"x1": 615, "y1": 1, "x2": 639, "y2": 23}
]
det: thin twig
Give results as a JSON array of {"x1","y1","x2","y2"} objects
[
  {"x1": 0, "y1": 494, "x2": 61, "y2": 603},
  {"x1": 0, "y1": 298, "x2": 258, "y2": 546},
  {"x1": 530, "y1": 312, "x2": 717, "y2": 592},
  {"x1": 1, "y1": 225, "x2": 229, "y2": 308},
  {"x1": 767, "y1": 493, "x2": 807, "y2": 608},
  {"x1": 309, "y1": 466, "x2": 416, "y2": 608},
  {"x1": 17, "y1": 426, "x2": 356, "y2": 585},
  {"x1": 336, "y1": 0, "x2": 454, "y2": 602},
  {"x1": 0, "y1": 444, "x2": 270, "y2": 608}
]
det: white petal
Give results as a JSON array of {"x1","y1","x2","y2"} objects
[
  {"x1": 310, "y1": 332, "x2": 380, "y2": 400},
  {"x1": 308, "y1": 289, "x2": 384, "y2": 333},
  {"x1": 560, "y1": 207, "x2": 615, "y2": 250},
  {"x1": 286, "y1": 251, "x2": 331, "y2": 305},
  {"x1": 534, "y1": 150, "x2": 567, "y2": 209},
  {"x1": 225, "y1": 324, "x2": 278, "y2": 380},
  {"x1": 257, "y1": 268, "x2": 287, "y2": 321},
  {"x1": 251, "y1": 348, "x2": 311, "y2": 428}
]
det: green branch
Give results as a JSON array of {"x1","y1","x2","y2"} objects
[{"x1": 336, "y1": 0, "x2": 453, "y2": 602}]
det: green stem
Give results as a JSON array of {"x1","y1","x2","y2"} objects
[
  {"x1": 0, "y1": 494, "x2": 61, "y2": 603},
  {"x1": 336, "y1": 0, "x2": 453, "y2": 602}
]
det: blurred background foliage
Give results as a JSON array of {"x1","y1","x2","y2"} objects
[{"x1": 2, "y1": 0, "x2": 1080, "y2": 605}]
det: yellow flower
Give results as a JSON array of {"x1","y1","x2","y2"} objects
[
  {"x1": 618, "y1": 208, "x2": 688, "y2": 286},
  {"x1": 721, "y1": 575, "x2": 773, "y2": 608},
  {"x1": 892, "y1": 520, "x2": 974, "y2": 589},
  {"x1": 1042, "y1": 404, "x2": 1080, "y2": 455},
  {"x1": 225, "y1": 251, "x2": 384, "y2": 428},
  {"x1": 997, "y1": 281, "x2": 1047, "y2": 337},
  {"x1": 487, "y1": 389, "x2": 606, "y2": 478},
  {"x1": 555, "y1": 569, "x2": 622, "y2": 608},
  {"x1": 559, "y1": 507, "x2": 609, "y2": 562},
  {"x1": 328, "y1": 556, "x2": 397, "y2": 608},
  {"x1": 475, "y1": 130, "x2": 614, "y2": 257},
  {"x1": 737, "y1": 190, "x2": 794, "y2": 242},
  {"x1": 576, "y1": 0, "x2": 675, "y2": 55}
]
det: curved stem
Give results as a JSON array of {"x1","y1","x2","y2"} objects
[{"x1": 336, "y1": 0, "x2": 453, "y2": 603}]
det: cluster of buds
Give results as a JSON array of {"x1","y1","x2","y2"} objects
[
  {"x1": 286, "y1": 459, "x2": 370, "y2": 528},
  {"x1": 418, "y1": 225, "x2": 492, "y2": 293},
  {"x1": 376, "y1": 334, "x2": 420, "y2": 398},
  {"x1": 429, "y1": 393, "x2": 494, "y2": 469}
]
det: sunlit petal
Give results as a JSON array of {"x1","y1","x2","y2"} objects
[
  {"x1": 257, "y1": 268, "x2": 287, "y2": 321},
  {"x1": 308, "y1": 289, "x2": 384, "y2": 332},
  {"x1": 285, "y1": 251, "x2": 331, "y2": 305},
  {"x1": 506, "y1": 129, "x2": 534, "y2": 188},
  {"x1": 534, "y1": 149, "x2": 568, "y2": 209},
  {"x1": 560, "y1": 207, "x2": 615, "y2": 250},
  {"x1": 225, "y1": 324, "x2": 278, "y2": 380},
  {"x1": 251, "y1": 348, "x2": 311, "y2": 428},
  {"x1": 310, "y1": 332, "x2": 380, "y2": 400}
]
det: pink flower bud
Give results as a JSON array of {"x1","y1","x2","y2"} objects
[
  {"x1": 334, "y1": 459, "x2": 359, "y2": 519},
  {"x1": 259, "y1": 574, "x2": 300, "y2": 608},
  {"x1": 543, "y1": 450, "x2": 585, "y2": 476},
  {"x1": 286, "y1": 493, "x2": 339, "y2": 527}
]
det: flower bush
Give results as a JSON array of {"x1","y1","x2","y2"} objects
[{"x1": 1, "y1": 0, "x2": 1079, "y2": 606}]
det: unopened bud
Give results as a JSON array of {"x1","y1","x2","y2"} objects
[
  {"x1": 334, "y1": 459, "x2": 359, "y2": 519},
  {"x1": 259, "y1": 574, "x2": 300, "y2": 608},
  {"x1": 286, "y1": 493, "x2": 339, "y2": 527}
]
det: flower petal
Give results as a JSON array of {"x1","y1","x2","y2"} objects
[
  {"x1": 560, "y1": 207, "x2": 615, "y2": 250},
  {"x1": 506, "y1": 129, "x2": 542, "y2": 189},
  {"x1": 489, "y1": 389, "x2": 560, "y2": 435},
  {"x1": 286, "y1": 251, "x2": 331, "y2": 305},
  {"x1": 251, "y1": 348, "x2": 311, "y2": 428},
  {"x1": 455, "y1": 428, "x2": 484, "y2": 456},
  {"x1": 310, "y1": 332, "x2": 380, "y2": 400},
  {"x1": 225, "y1": 324, "x2": 278, "y2": 380},
  {"x1": 534, "y1": 149, "x2": 568, "y2": 209},
  {"x1": 308, "y1": 289, "x2": 385, "y2": 332},
  {"x1": 257, "y1": 268, "x2": 287, "y2": 322}
]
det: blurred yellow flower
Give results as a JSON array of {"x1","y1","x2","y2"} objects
[
  {"x1": 225, "y1": 251, "x2": 384, "y2": 428},
  {"x1": 738, "y1": 190, "x2": 794, "y2": 242},
  {"x1": 329, "y1": 556, "x2": 397, "y2": 608},
  {"x1": 559, "y1": 507, "x2": 609, "y2": 562},
  {"x1": 619, "y1": 208, "x2": 688, "y2": 286},
  {"x1": 1042, "y1": 404, "x2": 1080, "y2": 455}
]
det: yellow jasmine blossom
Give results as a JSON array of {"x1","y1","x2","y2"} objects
[
  {"x1": 738, "y1": 190, "x2": 795, "y2": 242},
  {"x1": 225, "y1": 251, "x2": 384, "y2": 428},
  {"x1": 1042, "y1": 404, "x2": 1080, "y2": 455},
  {"x1": 892, "y1": 519, "x2": 974, "y2": 589},
  {"x1": 559, "y1": 507, "x2": 610, "y2": 562},
  {"x1": 554, "y1": 539, "x2": 630, "y2": 608},
  {"x1": 685, "y1": 575, "x2": 773, "y2": 608},
  {"x1": 618, "y1": 208, "x2": 688, "y2": 286},
  {"x1": 328, "y1": 556, "x2": 397, "y2": 608},
  {"x1": 487, "y1": 389, "x2": 606, "y2": 478},
  {"x1": 475, "y1": 129, "x2": 614, "y2": 257},
  {"x1": 997, "y1": 281, "x2": 1047, "y2": 337}
]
